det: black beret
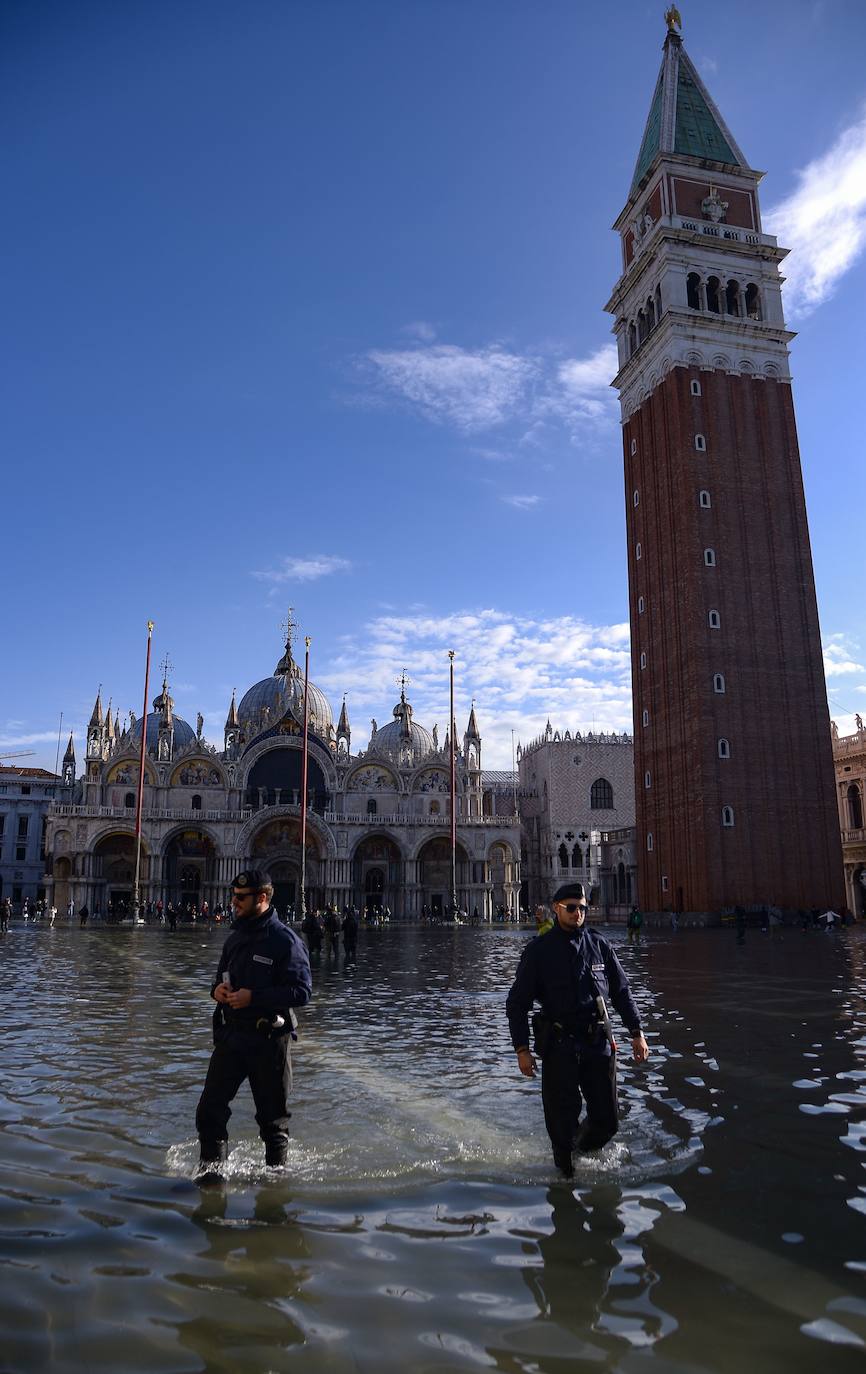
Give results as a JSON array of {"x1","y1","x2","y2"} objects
[
  {"x1": 552, "y1": 882, "x2": 588, "y2": 904},
  {"x1": 232, "y1": 869, "x2": 272, "y2": 891}
]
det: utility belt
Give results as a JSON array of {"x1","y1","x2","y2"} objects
[
  {"x1": 532, "y1": 1012, "x2": 600, "y2": 1059},
  {"x1": 217, "y1": 1009, "x2": 298, "y2": 1041}
]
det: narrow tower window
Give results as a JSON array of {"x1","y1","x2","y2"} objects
[
  {"x1": 708, "y1": 609, "x2": 721, "y2": 629},
  {"x1": 628, "y1": 321, "x2": 637, "y2": 355},
  {"x1": 725, "y1": 279, "x2": 740, "y2": 315},
  {"x1": 645, "y1": 771, "x2": 652, "y2": 788},
  {"x1": 706, "y1": 276, "x2": 721, "y2": 313},
  {"x1": 633, "y1": 489, "x2": 640, "y2": 507},
  {"x1": 704, "y1": 548, "x2": 716, "y2": 567},
  {"x1": 630, "y1": 438, "x2": 637, "y2": 455},
  {"x1": 640, "y1": 651, "x2": 647, "y2": 669},
  {"x1": 655, "y1": 283, "x2": 662, "y2": 320},
  {"x1": 718, "y1": 738, "x2": 731, "y2": 758},
  {"x1": 635, "y1": 542, "x2": 642, "y2": 560},
  {"x1": 687, "y1": 272, "x2": 701, "y2": 310},
  {"x1": 721, "y1": 806, "x2": 735, "y2": 828},
  {"x1": 647, "y1": 832, "x2": 654, "y2": 852},
  {"x1": 690, "y1": 378, "x2": 702, "y2": 396},
  {"x1": 713, "y1": 673, "x2": 726, "y2": 694},
  {"x1": 699, "y1": 489, "x2": 712, "y2": 508},
  {"x1": 642, "y1": 709, "x2": 649, "y2": 727},
  {"x1": 746, "y1": 283, "x2": 762, "y2": 320},
  {"x1": 638, "y1": 595, "x2": 645, "y2": 613},
  {"x1": 694, "y1": 433, "x2": 707, "y2": 452}
]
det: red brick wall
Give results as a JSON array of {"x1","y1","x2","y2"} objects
[{"x1": 623, "y1": 368, "x2": 843, "y2": 913}]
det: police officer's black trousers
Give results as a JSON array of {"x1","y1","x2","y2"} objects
[
  {"x1": 196, "y1": 1031, "x2": 292, "y2": 1152},
  {"x1": 541, "y1": 1040, "x2": 618, "y2": 1156}
]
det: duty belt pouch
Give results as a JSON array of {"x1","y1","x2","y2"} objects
[{"x1": 532, "y1": 1012, "x2": 553, "y2": 1059}]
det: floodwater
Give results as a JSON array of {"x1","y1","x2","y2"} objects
[{"x1": 1, "y1": 922, "x2": 866, "y2": 1373}]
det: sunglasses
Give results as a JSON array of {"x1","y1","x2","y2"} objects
[{"x1": 559, "y1": 901, "x2": 587, "y2": 914}]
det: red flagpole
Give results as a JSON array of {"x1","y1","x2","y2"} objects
[
  {"x1": 132, "y1": 620, "x2": 154, "y2": 923},
  {"x1": 299, "y1": 635, "x2": 311, "y2": 920},
  {"x1": 449, "y1": 649, "x2": 457, "y2": 919}
]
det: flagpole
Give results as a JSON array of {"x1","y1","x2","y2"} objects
[
  {"x1": 449, "y1": 649, "x2": 457, "y2": 920},
  {"x1": 132, "y1": 620, "x2": 154, "y2": 925},
  {"x1": 299, "y1": 635, "x2": 311, "y2": 923}
]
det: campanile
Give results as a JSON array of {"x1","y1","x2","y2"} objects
[{"x1": 605, "y1": 14, "x2": 842, "y2": 916}]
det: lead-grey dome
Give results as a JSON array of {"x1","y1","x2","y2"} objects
[
  {"x1": 368, "y1": 693, "x2": 434, "y2": 762},
  {"x1": 238, "y1": 640, "x2": 333, "y2": 737},
  {"x1": 129, "y1": 711, "x2": 196, "y2": 753}
]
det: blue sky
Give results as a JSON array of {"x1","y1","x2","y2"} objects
[{"x1": 3, "y1": 0, "x2": 866, "y2": 771}]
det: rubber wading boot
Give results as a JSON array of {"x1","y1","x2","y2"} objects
[
  {"x1": 196, "y1": 1141, "x2": 228, "y2": 1185},
  {"x1": 265, "y1": 1141, "x2": 288, "y2": 1168},
  {"x1": 553, "y1": 1148, "x2": 574, "y2": 1179}
]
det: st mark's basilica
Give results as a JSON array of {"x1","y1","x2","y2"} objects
[{"x1": 44, "y1": 628, "x2": 521, "y2": 920}]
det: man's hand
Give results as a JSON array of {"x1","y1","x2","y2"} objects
[
  {"x1": 631, "y1": 1034, "x2": 649, "y2": 1063},
  {"x1": 516, "y1": 1048, "x2": 538, "y2": 1078},
  {"x1": 213, "y1": 981, "x2": 231, "y2": 1004},
  {"x1": 226, "y1": 987, "x2": 252, "y2": 1009}
]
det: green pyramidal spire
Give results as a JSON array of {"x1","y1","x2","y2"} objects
[{"x1": 630, "y1": 22, "x2": 748, "y2": 197}]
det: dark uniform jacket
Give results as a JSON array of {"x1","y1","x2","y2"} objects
[
  {"x1": 212, "y1": 907, "x2": 312, "y2": 1033},
  {"x1": 506, "y1": 922, "x2": 642, "y2": 1052}
]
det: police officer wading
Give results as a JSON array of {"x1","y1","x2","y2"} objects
[
  {"x1": 195, "y1": 869, "x2": 312, "y2": 1179},
  {"x1": 506, "y1": 882, "x2": 649, "y2": 1178}
]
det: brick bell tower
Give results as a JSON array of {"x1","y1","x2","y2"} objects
[{"x1": 604, "y1": 13, "x2": 842, "y2": 917}]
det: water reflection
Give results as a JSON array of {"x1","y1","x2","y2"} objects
[{"x1": 1, "y1": 923, "x2": 866, "y2": 1369}]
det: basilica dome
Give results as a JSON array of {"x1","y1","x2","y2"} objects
[
  {"x1": 369, "y1": 692, "x2": 434, "y2": 762},
  {"x1": 129, "y1": 711, "x2": 196, "y2": 754},
  {"x1": 238, "y1": 640, "x2": 333, "y2": 736}
]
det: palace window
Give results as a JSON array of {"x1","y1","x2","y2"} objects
[
  {"x1": 124, "y1": 792, "x2": 135, "y2": 809},
  {"x1": 699, "y1": 489, "x2": 712, "y2": 508},
  {"x1": 191, "y1": 795, "x2": 202, "y2": 811},
  {"x1": 591, "y1": 778, "x2": 614, "y2": 809},
  {"x1": 718, "y1": 738, "x2": 731, "y2": 758},
  {"x1": 695, "y1": 433, "x2": 707, "y2": 452},
  {"x1": 17, "y1": 817, "x2": 28, "y2": 838},
  {"x1": 572, "y1": 844, "x2": 583, "y2": 869},
  {"x1": 366, "y1": 799, "x2": 377, "y2": 816},
  {"x1": 713, "y1": 673, "x2": 726, "y2": 693},
  {"x1": 848, "y1": 784, "x2": 863, "y2": 830},
  {"x1": 704, "y1": 548, "x2": 716, "y2": 567},
  {"x1": 559, "y1": 843, "x2": 569, "y2": 870},
  {"x1": 721, "y1": 805, "x2": 735, "y2": 828},
  {"x1": 708, "y1": 609, "x2": 721, "y2": 629}
]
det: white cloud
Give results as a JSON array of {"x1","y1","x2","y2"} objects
[
  {"x1": 765, "y1": 107, "x2": 866, "y2": 317},
  {"x1": 501, "y1": 494, "x2": 542, "y2": 510},
  {"x1": 315, "y1": 606, "x2": 634, "y2": 768},
  {"x1": 402, "y1": 320, "x2": 437, "y2": 342},
  {"x1": 823, "y1": 633, "x2": 865, "y2": 678},
  {"x1": 365, "y1": 343, "x2": 538, "y2": 432},
  {"x1": 363, "y1": 337, "x2": 618, "y2": 443},
  {"x1": 253, "y1": 554, "x2": 352, "y2": 585}
]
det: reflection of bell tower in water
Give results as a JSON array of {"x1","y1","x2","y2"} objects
[{"x1": 605, "y1": 15, "x2": 842, "y2": 915}]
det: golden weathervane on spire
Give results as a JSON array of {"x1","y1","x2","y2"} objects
[{"x1": 665, "y1": 6, "x2": 682, "y2": 33}]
